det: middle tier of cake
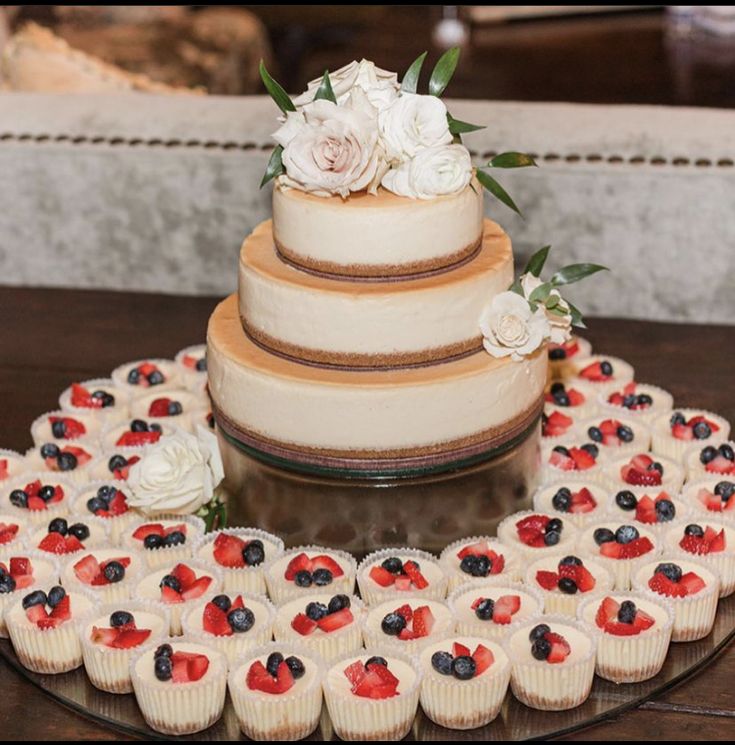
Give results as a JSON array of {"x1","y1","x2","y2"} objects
[{"x1": 239, "y1": 219, "x2": 513, "y2": 368}]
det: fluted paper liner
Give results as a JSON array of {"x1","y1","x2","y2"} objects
[
  {"x1": 69, "y1": 479, "x2": 139, "y2": 545},
  {"x1": 650, "y1": 409, "x2": 731, "y2": 462},
  {"x1": 496, "y1": 509, "x2": 579, "y2": 564},
  {"x1": 596, "y1": 382, "x2": 673, "y2": 426},
  {"x1": 439, "y1": 536, "x2": 522, "y2": 592},
  {"x1": 122, "y1": 513, "x2": 205, "y2": 570},
  {"x1": 532, "y1": 479, "x2": 610, "y2": 528},
  {"x1": 2, "y1": 471, "x2": 75, "y2": 526}
]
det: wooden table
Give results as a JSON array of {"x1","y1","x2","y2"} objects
[{"x1": 1, "y1": 285, "x2": 733, "y2": 740}]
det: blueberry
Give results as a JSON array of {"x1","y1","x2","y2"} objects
[
  {"x1": 127, "y1": 368, "x2": 141, "y2": 385},
  {"x1": 159, "y1": 575, "x2": 181, "y2": 593},
  {"x1": 195, "y1": 357, "x2": 207, "y2": 372},
  {"x1": 599, "y1": 360, "x2": 613, "y2": 376},
  {"x1": 57, "y1": 452, "x2": 78, "y2": 471},
  {"x1": 474, "y1": 598, "x2": 495, "y2": 621},
  {"x1": 618, "y1": 600, "x2": 637, "y2": 624},
  {"x1": 68, "y1": 523, "x2": 90, "y2": 541},
  {"x1": 654, "y1": 499, "x2": 676, "y2": 522},
  {"x1": 110, "y1": 610, "x2": 134, "y2": 627},
  {"x1": 617, "y1": 425, "x2": 634, "y2": 443},
  {"x1": 693, "y1": 421, "x2": 712, "y2": 440},
  {"x1": 593, "y1": 527, "x2": 616, "y2": 545},
  {"x1": 715, "y1": 481, "x2": 735, "y2": 500},
  {"x1": 294, "y1": 570, "x2": 312, "y2": 588},
  {"x1": 636, "y1": 394, "x2": 653, "y2": 407},
  {"x1": 22, "y1": 590, "x2": 48, "y2": 609},
  {"x1": 163, "y1": 530, "x2": 186, "y2": 547},
  {"x1": 529, "y1": 623, "x2": 550, "y2": 642},
  {"x1": 381, "y1": 557, "x2": 404, "y2": 574},
  {"x1": 452, "y1": 655, "x2": 476, "y2": 680},
  {"x1": 9, "y1": 489, "x2": 28, "y2": 508},
  {"x1": 473, "y1": 555, "x2": 491, "y2": 577},
  {"x1": 312, "y1": 568, "x2": 333, "y2": 586},
  {"x1": 285, "y1": 655, "x2": 305, "y2": 678},
  {"x1": 208, "y1": 595, "x2": 230, "y2": 613},
  {"x1": 549, "y1": 347, "x2": 567, "y2": 360},
  {"x1": 243, "y1": 539, "x2": 265, "y2": 566},
  {"x1": 719, "y1": 443, "x2": 735, "y2": 461},
  {"x1": 150, "y1": 423, "x2": 162, "y2": 433},
  {"x1": 103, "y1": 561, "x2": 125, "y2": 583},
  {"x1": 154, "y1": 655, "x2": 172, "y2": 681},
  {"x1": 531, "y1": 637, "x2": 551, "y2": 660},
  {"x1": 649, "y1": 461, "x2": 664, "y2": 474},
  {"x1": 547, "y1": 518, "x2": 563, "y2": 533},
  {"x1": 615, "y1": 490, "x2": 637, "y2": 511},
  {"x1": 550, "y1": 382, "x2": 565, "y2": 395},
  {"x1": 0, "y1": 575, "x2": 16, "y2": 593},
  {"x1": 544, "y1": 530, "x2": 561, "y2": 546},
  {"x1": 48, "y1": 517, "x2": 68, "y2": 535},
  {"x1": 108, "y1": 454, "x2": 127, "y2": 472},
  {"x1": 306, "y1": 602, "x2": 328, "y2": 621},
  {"x1": 460, "y1": 555, "x2": 479, "y2": 575},
  {"x1": 622, "y1": 394, "x2": 637, "y2": 409},
  {"x1": 87, "y1": 497, "x2": 107, "y2": 514},
  {"x1": 581, "y1": 443, "x2": 599, "y2": 458},
  {"x1": 266, "y1": 652, "x2": 284, "y2": 677},
  {"x1": 553, "y1": 390, "x2": 570, "y2": 407},
  {"x1": 670, "y1": 412, "x2": 686, "y2": 427},
  {"x1": 615, "y1": 525, "x2": 639, "y2": 544},
  {"x1": 700, "y1": 446, "x2": 718, "y2": 465},
  {"x1": 558, "y1": 577, "x2": 578, "y2": 594},
  {"x1": 47, "y1": 586, "x2": 66, "y2": 608},
  {"x1": 365, "y1": 656, "x2": 388, "y2": 668},
  {"x1": 655, "y1": 563, "x2": 682, "y2": 583},
  {"x1": 685, "y1": 524, "x2": 704, "y2": 537},
  {"x1": 431, "y1": 650, "x2": 454, "y2": 675},
  {"x1": 143, "y1": 534, "x2": 164, "y2": 550},
  {"x1": 328, "y1": 594, "x2": 351, "y2": 614},
  {"x1": 51, "y1": 420, "x2": 67, "y2": 438},
  {"x1": 381, "y1": 612, "x2": 407, "y2": 636},
  {"x1": 97, "y1": 485, "x2": 117, "y2": 503},
  {"x1": 228, "y1": 607, "x2": 255, "y2": 633},
  {"x1": 553, "y1": 445, "x2": 570, "y2": 456},
  {"x1": 40, "y1": 443, "x2": 60, "y2": 459},
  {"x1": 559, "y1": 555, "x2": 582, "y2": 566},
  {"x1": 154, "y1": 643, "x2": 173, "y2": 659},
  {"x1": 130, "y1": 419, "x2": 148, "y2": 433},
  {"x1": 552, "y1": 488, "x2": 572, "y2": 513},
  {"x1": 38, "y1": 485, "x2": 56, "y2": 502},
  {"x1": 147, "y1": 370, "x2": 164, "y2": 386},
  {"x1": 587, "y1": 426, "x2": 603, "y2": 443},
  {"x1": 167, "y1": 401, "x2": 183, "y2": 416}
]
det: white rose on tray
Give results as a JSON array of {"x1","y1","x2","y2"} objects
[
  {"x1": 520, "y1": 272, "x2": 573, "y2": 344},
  {"x1": 479, "y1": 291, "x2": 550, "y2": 362},
  {"x1": 381, "y1": 144, "x2": 472, "y2": 199}
]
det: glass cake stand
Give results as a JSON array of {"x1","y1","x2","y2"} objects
[{"x1": 2, "y1": 595, "x2": 733, "y2": 741}]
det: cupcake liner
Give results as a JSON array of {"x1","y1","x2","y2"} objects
[
  {"x1": 274, "y1": 593, "x2": 364, "y2": 663},
  {"x1": 61, "y1": 546, "x2": 146, "y2": 604},
  {"x1": 130, "y1": 636, "x2": 227, "y2": 735},
  {"x1": 577, "y1": 590, "x2": 674, "y2": 683},
  {"x1": 569, "y1": 355, "x2": 635, "y2": 395},
  {"x1": 508, "y1": 615, "x2": 597, "y2": 711},
  {"x1": 264, "y1": 545, "x2": 357, "y2": 605},
  {"x1": 632, "y1": 555, "x2": 721, "y2": 642},
  {"x1": 30, "y1": 409, "x2": 103, "y2": 449},
  {"x1": 439, "y1": 536, "x2": 522, "y2": 592},
  {"x1": 447, "y1": 580, "x2": 545, "y2": 641},
  {"x1": 0, "y1": 511, "x2": 30, "y2": 553},
  {"x1": 596, "y1": 383, "x2": 674, "y2": 426},
  {"x1": 604, "y1": 453, "x2": 685, "y2": 495},
  {"x1": 30, "y1": 517, "x2": 110, "y2": 558},
  {"x1": 684, "y1": 440, "x2": 735, "y2": 484},
  {"x1": 79, "y1": 598, "x2": 171, "y2": 693},
  {"x1": 194, "y1": 526, "x2": 285, "y2": 596},
  {"x1": 604, "y1": 491, "x2": 693, "y2": 536},
  {"x1": 532, "y1": 479, "x2": 609, "y2": 528},
  {"x1": 496, "y1": 510, "x2": 579, "y2": 564},
  {"x1": 228, "y1": 640, "x2": 324, "y2": 741},
  {"x1": 123, "y1": 513, "x2": 205, "y2": 570},
  {"x1": 357, "y1": 547, "x2": 448, "y2": 605},
  {"x1": 181, "y1": 592, "x2": 277, "y2": 667},
  {"x1": 0, "y1": 449, "x2": 29, "y2": 483},
  {"x1": 576, "y1": 415, "x2": 652, "y2": 459},
  {"x1": 69, "y1": 480, "x2": 139, "y2": 545},
  {"x1": 651, "y1": 409, "x2": 731, "y2": 463},
  {"x1": 324, "y1": 647, "x2": 422, "y2": 741},
  {"x1": 58, "y1": 378, "x2": 131, "y2": 424},
  {"x1": 418, "y1": 633, "x2": 511, "y2": 730},
  {"x1": 680, "y1": 477, "x2": 735, "y2": 526},
  {"x1": 111, "y1": 358, "x2": 182, "y2": 393},
  {"x1": 2, "y1": 472, "x2": 75, "y2": 526},
  {"x1": 100, "y1": 419, "x2": 182, "y2": 454}
]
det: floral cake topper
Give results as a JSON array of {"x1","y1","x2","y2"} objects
[{"x1": 259, "y1": 51, "x2": 534, "y2": 210}]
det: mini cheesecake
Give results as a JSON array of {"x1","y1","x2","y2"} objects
[
  {"x1": 632, "y1": 557, "x2": 720, "y2": 641},
  {"x1": 24, "y1": 441, "x2": 98, "y2": 484},
  {"x1": 508, "y1": 617, "x2": 596, "y2": 711},
  {"x1": 607, "y1": 489, "x2": 691, "y2": 532},
  {"x1": 597, "y1": 382, "x2": 673, "y2": 426},
  {"x1": 651, "y1": 409, "x2": 731, "y2": 462},
  {"x1": 80, "y1": 600, "x2": 170, "y2": 693},
  {"x1": 228, "y1": 642, "x2": 324, "y2": 741},
  {"x1": 62, "y1": 547, "x2": 144, "y2": 603},
  {"x1": 112, "y1": 358, "x2": 181, "y2": 393},
  {"x1": 680, "y1": 476, "x2": 735, "y2": 523},
  {"x1": 129, "y1": 390, "x2": 201, "y2": 433},
  {"x1": 5, "y1": 585, "x2": 97, "y2": 673},
  {"x1": 86, "y1": 450, "x2": 144, "y2": 483},
  {"x1": 175, "y1": 344, "x2": 208, "y2": 381},
  {"x1": 541, "y1": 441, "x2": 607, "y2": 485},
  {"x1": 0, "y1": 550, "x2": 59, "y2": 637},
  {"x1": 123, "y1": 514, "x2": 205, "y2": 570},
  {"x1": 533, "y1": 480, "x2": 607, "y2": 528},
  {"x1": 547, "y1": 335, "x2": 593, "y2": 380},
  {"x1": 3, "y1": 473, "x2": 72, "y2": 526},
  {"x1": 195, "y1": 527, "x2": 284, "y2": 595},
  {"x1": 448, "y1": 581, "x2": 543, "y2": 640},
  {"x1": 439, "y1": 536, "x2": 521, "y2": 591},
  {"x1": 606, "y1": 452, "x2": 684, "y2": 495},
  {"x1": 32, "y1": 517, "x2": 108, "y2": 557},
  {"x1": 419, "y1": 635, "x2": 510, "y2": 730},
  {"x1": 101, "y1": 417, "x2": 179, "y2": 452},
  {"x1": 571, "y1": 355, "x2": 635, "y2": 395},
  {"x1": 274, "y1": 592, "x2": 363, "y2": 663},
  {"x1": 181, "y1": 591, "x2": 275, "y2": 666},
  {"x1": 497, "y1": 511, "x2": 578, "y2": 564},
  {"x1": 685, "y1": 440, "x2": 735, "y2": 482},
  {"x1": 131, "y1": 638, "x2": 227, "y2": 735},
  {"x1": 357, "y1": 548, "x2": 448, "y2": 605},
  {"x1": 664, "y1": 520, "x2": 735, "y2": 597},
  {"x1": 135, "y1": 560, "x2": 223, "y2": 635},
  {"x1": 58, "y1": 378, "x2": 130, "y2": 425},
  {"x1": 527, "y1": 553, "x2": 613, "y2": 616},
  {"x1": 544, "y1": 379, "x2": 599, "y2": 420},
  {"x1": 577, "y1": 520, "x2": 659, "y2": 590},
  {"x1": 324, "y1": 650, "x2": 422, "y2": 741},
  {"x1": 362, "y1": 598, "x2": 454, "y2": 654},
  {"x1": 0, "y1": 449, "x2": 28, "y2": 484},
  {"x1": 578, "y1": 415, "x2": 651, "y2": 458},
  {"x1": 30, "y1": 409, "x2": 103, "y2": 448},
  {"x1": 540, "y1": 409, "x2": 578, "y2": 444},
  {"x1": 264, "y1": 546, "x2": 357, "y2": 605},
  {"x1": 0, "y1": 512, "x2": 29, "y2": 552},
  {"x1": 578, "y1": 591, "x2": 674, "y2": 683},
  {"x1": 71, "y1": 481, "x2": 136, "y2": 543}
]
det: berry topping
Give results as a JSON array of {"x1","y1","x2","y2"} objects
[
  {"x1": 595, "y1": 524, "x2": 654, "y2": 560},
  {"x1": 472, "y1": 594, "x2": 521, "y2": 624},
  {"x1": 107, "y1": 453, "x2": 140, "y2": 480},
  {"x1": 158, "y1": 564, "x2": 212, "y2": 604},
  {"x1": 0, "y1": 555, "x2": 34, "y2": 592},
  {"x1": 648, "y1": 563, "x2": 706, "y2": 598},
  {"x1": 548, "y1": 339, "x2": 580, "y2": 360},
  {"x1": 73, "y1": 554, "x2": 131, "y2": 586},
  {"x1": 456, "y1": 539, "x2": 506, "y2": 579},
  {"x1": 700, "y1": 444, "x2": 735, "y2": 475},
  {"x1": 211, "y1": 533, "x2": 265, "y2": 568},
  {"x1": 116, "y1": 420, "x2": 163, "y2": 447},
  {"x1": 0, "y1": 522, "x2": 20, "y2": 546},
  {"x1": 545, "y1": 382, "x2": 586, "y2": 408},
  {"x1": 283, "y1": 552, "x2": 344, "y2": 588},
  {"x1": 202, "y1": 594, "x2": 255, "y2": 636},
  {"x1": 132, "y1": 523, "x2": 188, "y2": 549},
  {"x1": 579, "y1": 359, "x2": 614, "y2": 382},
  {"x1": 515, "y1": 514, "x2": 564, "y2": 548},
  {"x1": 343, "y1": 657, "x2": 399, "y2": 699},
  {"x1": 528, "y1": 625, "x2": 571, "y2": 664},
  {"x1": 594, "y1": 596, "x2": 656, "y2": 636},
  {"x1": 368, "y1": 556, "x2": 428, "y2": 590},
  {"x1": 291, "y1": 594, "x2": 354, "y2": 636},
  {"x1": 679, "y1": 524, "x2": 726, "y2": 556},
  {"x1": 551, "y1": 486, "x2": 597, "y2": 514},
  {"x1": 542, "y1": 411, "x2": 574, "y2": 438},
  {"x1": 48, "y1": 416, "x2": 87, "y2": 440},
  {"x1": 127, "y1": 363, "x2": 166, "y2": 388},
  {"x1": 70, "y1": 383, "x2": 115, "y2": 409},
  {"x1": 91, "y1": 612, "x2": 152, "y2": 649},
  {"x1": 247, "y1": 655, "x2": 295, "y2": 695},
  {"x1": 23, "y1": 586, "x2": 70, "y2": 629},
  {"x1": 630, "y1": 493, "x2": 677, "y2": 524},
  {"x1": 10, "y1": 480, "x2": 64, "y2": 511},
  {"x1": 535, "y1": 557, "x2": 596, "y2": 594},
  {"x1": 86, "y1": 485, "x2": 129, "y2": 518},
  {"x1": 670, "y1": 412, "x2": 720, "y2": 441},
  {"x1": 38, "y1": 520, "x2": 87, "y2": 554},
  {"x1": 548, "y1": 445, "x2": 598, "y2": 471},
  {"x1": 620, "y1": 454, "x2": 664, "y2": 487},
  {"x1": 381, "y1": 603, "x2": 435, "y2": 641},
  {"x1": 148, "y1": 397, "x2": 184, "y2": 417},
  {"x1": 607, "y1": 383, "x2": 653, "y2": 411}
]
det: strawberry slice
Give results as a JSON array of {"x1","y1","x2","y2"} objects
[
  {"x1": 310, "y1": 554, "x2": 344, "y2": 577},
  {"x1": 604, "y1": 621, "x2": 641, "y2": 636},
  {"x1": 618, "y1": 536, "x2": 654, "y2": 559},
  {"x1": 9, "y1": 556, "x2": 31, "y2": 576},
  {"x1": 112, "y1": 628, "x2": 152, "y2": 649},
  {"x1": 291, "y1": 613, "x2": 318, "y2": 636},
  {"x1": 284, "y1": 552, "x2": 311, "y2": 580},
  {"x1": 679, "y1": 534, "x2": 707, "y2": 555},
  {"x1": 26, "y1": 604, "x2": 49, "y2": 625},
  {"x1": 70, "y1": 384, "x2": 96, "y2": 408},
  {"x1": 203, "y1": 602, "x2": 232, "y2": 637},
  {"x1": 353, "y1": 667, "x2": 398, "y2": 699},
  {"x1": 545, "y1": 631, "x2": 571, "y2": 663},
  {"x1": 543, "y1": 411, "x2": 574, "y2": 437},
  {"x1": 366, "y1": 661, "x2": 399, "y2": 689},
  {"x1": 709, "y1": 529, "x2": 727, "y2": 553},
  {"x1": 38, "y1": 532, "x2": 68, "y2": 554},
  {"x1": 635, "y1": 495, "x2": 657, "y2": 524},
  {"x1": 570, "y1": 488, "x2": 597, "y2": 514},
  {"x1": 536, "y1": 570, "x2": 560, "y2": 590},
  {"x1": 368, "y1": 565, "x2": 394, "y2": 587},
  {"x1": 648, "y1": 573, "x2": 687, "y2": 598},
  {"x1": 706, "y1": 456, "x2": 735, "y2": 475},
  {"x1": 73, "y1": 554, "x2": 101, "y2": 585},
  {"x1": 344, "y1": 660, "x2": 367, "y2": 687},
  {"x1": 679, "y1": 572, "x2": 706, "y2": 596},
  {"x1": 0, "y1": 523, "x2": 19, "y2": 545},
  {"x1": 172, "y1": 563, "x2": 196, "y2": 587},
  {"x1": 579, "y1": 360, "x2": 612, "y2": 382},
  {"x1": 181, "y1": 575, "x2": 212, "y2": 601},
  {"x1": 492, "y1": 594, "x2": 521, "y2": 624},
  {"x1": 91, "y1": 626, "x2": 119, "y2": 646},
  {"x1": 117, "y1": 430, "x2": 161, "y2": 447},
  {"x1": 472, "y1": 644, "x2": 495, "y2": 675},
  {"x1": 50, "y1": 594, "x2": 71, "y2": 622},
  {"x1": 132, "y1": 523, "x2": 164, "y2": 541},
  {"x1": 27, "y1": 496, "x2": 48, "y2": 511},
  {"x1": 148, "y1": 398, "x2": 173, "y2": 417},
  {"x1": 672, "y1": 423, "x2": 693, "y2": 441},
  {"x1": 161, "y1": 585, "x2": 183, "y2": 604},
  {"x1": 595, "y1": 597, "x2": 620, "y2": 629},
  {"x1": 212, "y1": 532, "x2": 246, "y2": 568},
  {"x1": 570, "y1": 447, "x2": 596, "y2": 470},
  {"x1": 633, "y1": 609, "x2": 656, "y2": 631},
  {"x1": 246, "y1": 660, "x2": 294, "y2": 694},
  {"x1": 452, "y1": 641, "x2": 471, "y2": 658},
  {"x1": 49, "y1": 416, "x2": 86, "y2": 439},
  {"x1": 573, "y1": 564, "x2": 596, "y2": 592},
  {"x1": 317, "y1": 607, "x2": 354, "y2": 633},
  {"x1": 549, "y1": 449, "x2": 575, "y2": 470},
  {"x1": 171, "y1": 651, "x2": 210, "y2": 683},
  {"x1": 457, "y1": 540, "x2": 490, "y2": 560},
  {"x1": 402, "y1": 560, "x2": 428, "y2": 589},
  {"x1": 411, "y1": 605, "x2": 434, "y2": 638},
  {"x1": 517, "y1": 527, "x2": 546, "y2": 547},
  {"x1": 394, "y1": 576, "x2": 412, "y2": 591},
  {"x1": 394, "y1": 604, "x2": 413, "y2": 623}
]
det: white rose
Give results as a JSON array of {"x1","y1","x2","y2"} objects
[
  {"x1": 381, "y1": 144, "x2": 472, "y2": 199},
  {"x1": 479, "y1": 291, "x2": 550, "y2": 361},
  {"x1": 292, "y1": 59, "x2": 399, "y2": 112},
  {"x1": 126, "y1": 427, "x2": 224, "y2": 516},
  {"x1": 378, "y1": 92, "x2": 453, "y2": 164},
  {"x1": 277, "y1": 98, "x2": 383, "y2": 198}
]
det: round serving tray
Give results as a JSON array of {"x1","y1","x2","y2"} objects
[{"x1": 2, "y1": 595, "x2": 733, "y2": 741}]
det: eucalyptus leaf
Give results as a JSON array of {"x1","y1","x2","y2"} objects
[
  {"x1": 567, "y1": 301, "x2": 587, "y2": 328},
  {"x1": 260, "y1": 145, "x2": 284, "y2": 188},
  {"x1": 547, "y1": 304, "x2": 568, "y2": 317},
  {"x1": 428, "y1": 46, "x2": 460, "y2": 97},
  {"x1": 529, "y1": 283, "x2": 552, "y2": 304},
  {"x1": 550, "y1": 263, "x2": 608, "y2": 287},
  {"x1": 488, "y1": 151, "x2": 538, "y2": 169},
  {"x1": 475, "y1": 169, "x2": 522, "y2": 216},
  {"x1": 447, "y1": 113, "x2": 485, "y2": 135},
  {"x1": 523, "y1": 245, "x2": 551, "y2": 277},
  {"x1": 401, "y1": 51, "x2": 427, "y2": 93},
  {"x1": 545, "y1": 294, "x2": 560, "y2": 309},
  {"x1": 509, "y1": 277, "x2": 524, "y2": 296},
  {"x1": 313, "y1": 70, "x2": 337, "y2": 103},
  {"x1": 259, "y1": 60, "x2": 296, "y2": 113}
]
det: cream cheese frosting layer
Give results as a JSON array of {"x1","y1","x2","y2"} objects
[
  {"x1": 239, "y1": 220, "x2": 512, "y2": 366},
  {"x1": 272, "y1": 181, "x2": 484, "y2": 276},
  {"x1": 207, "y1": 295, "x2": 547, "y2": 456}
]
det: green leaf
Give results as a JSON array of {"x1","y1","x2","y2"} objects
[
  {"x1": 488, "y1": 151, "x2": 537, "y2": 169},
  {"x1": 447, "y1": 113, "x2": 485, "y2": 135},
  {"x1": 509, "y1": 277, "x2": 524, "y2": 295},
  {"x1": 259, "y1": 60, "x2": 296, "y2": 114},
  {"x1": 545, "y1": 294, "x2": 560, "y2": 310},
  {"x1": 428, "y1": 46, "x2": 460, "y2": 97},
  {"x1": 313, "y1": 70, "x2": 337, "y2": 104},
  {"x1": 475, "y1": 169, "x2": 522, "y2": 216},
  {"x1": 550, "y1": 263, "x2": 608, "y2": 287},
  {"x1": 529, "y1": 283, "x2": 552, "y2": 304},
  {"x1": 260, "y1": 145, "x2": 284, "y2": 188},
  {"x1": 523, "y1": 245, "x2": 551, "y2": 277},
  {"x1": 567, "y1": 301, "x2": 587, "y2": 328},
  {"x1": 401, "y1": 51, "x2": 427, "y2": 93}
]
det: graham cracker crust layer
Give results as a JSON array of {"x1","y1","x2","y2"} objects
[
  {"x1": 275, "y1": 235, "x2": 483, "y2": 280},
  {"x1": 241, "y1": 317, "x2": 483, "y2": 370}
]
